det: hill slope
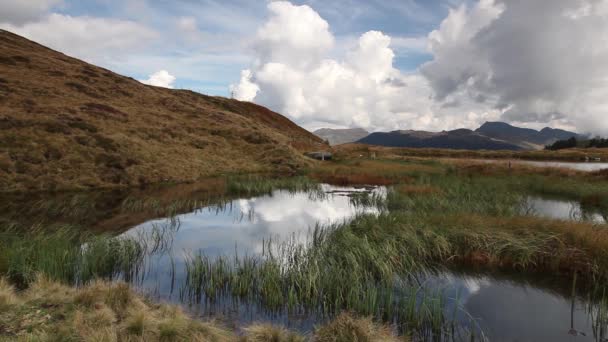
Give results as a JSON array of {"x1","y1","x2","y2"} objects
[
  {"x1": 0, "y1": 30, "x2": 325, "y2": 192},
  {"x1": 313, "y1": 128, "x2": 369, "y2": 145},
  {"x1": 358, "y1": 129, "x2": 523, "y2": 151}
]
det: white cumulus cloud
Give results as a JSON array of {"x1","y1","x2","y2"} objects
[
  {"x1": 232, "y1": 0, "x2": 608, "y2": 135},
  {"x1": 0, "y1": 0, "x2": 62, "y2": 25},
  {"x1": 254, "y1": 1, "x2": 334, "y2": 69},
  {"x1": 421, "y1": 0, "x2": 608, "y2": 134},
  {"x1": 230, "y1": 1, "x2": 500, "y2": 132},
  {"x1": 140, "y1": 70, "x2": 176, "y2": 88},
  {"x1": 230, "y1": 70, "x2": 259, "y2": 101},
  {"x1": 1, "y1": 13, "x2": 157, "y2": 65}
]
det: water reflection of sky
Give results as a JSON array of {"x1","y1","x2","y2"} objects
[
  {"x1": 480, "y1": 159, "x2": 608, "y2": 172},
  {"x1": 121, "y1": 185, "x2": 385, "y2": 308},
  {"x1": 430, "y1": 272, "x2": 602, "y2": 342},
  {"x1": 125, "y1": 184, "x2": 385, "y2": 258},
  {"x1": 116, "y1": 185, "x2": 606, "y2": 340},
  {"x1": 518, "y1": 160, "x2": 608, "y2": 172},
  {"x1": 523, "y1": 196, "x2": 607, "y2": 224}
]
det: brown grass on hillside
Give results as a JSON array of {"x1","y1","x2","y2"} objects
[{"x1": 0, "y1": 30, "x2": 326, "y2": 192}]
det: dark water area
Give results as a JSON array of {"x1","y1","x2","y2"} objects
[{"x1": 427, "y1": 269, "x2": 607, "y2": 341}]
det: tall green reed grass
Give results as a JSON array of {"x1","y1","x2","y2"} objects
[{"x1": 0, "y1": 226, "x2": 146, "y2": 288}]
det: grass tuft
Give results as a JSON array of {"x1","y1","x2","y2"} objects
[
  {"x1": 314, "y1": 313, "x2": 401, "y2": 342},
  {"x1": 243, "y1": 324, "x2": 306, "y2": 342},
  {"x1": 0, "y1": 278, "x2": 18, "y2": 308}
]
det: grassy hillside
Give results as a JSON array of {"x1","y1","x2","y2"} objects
[{"x1": 0, "y1": 30, "x2": 326, "y2": 192}]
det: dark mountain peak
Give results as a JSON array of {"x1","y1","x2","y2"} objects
[
  {"x1": 477, "y1": 121, "x2": 539, "y2": 134},
  {"x1": 475, "y1": 121, "x2": 583, "y2": 148},
  {"x1": 479, "y1": 121, "x2": 516, "y2": 129},
  {"x1": 448, "y1": 128, "x2": 475, "y2": 136}
]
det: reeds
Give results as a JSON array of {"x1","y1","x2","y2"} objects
[
  {"x1": 177, "y1": 225, "x2": 469, "y2": 338},
  {"x1": 226, "y1": 175, "x2": 321, "y2": 196},
  {"x1": 0, "y1": 226, "x2": 146, "y2": 288}
]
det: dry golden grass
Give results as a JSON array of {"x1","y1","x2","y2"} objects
[
  {"x1": 429, "y1": 214, "x2": 608, "y2": 276},
  {"x1": 310, "y1": 160, "x2": 441, "y2": 186},
  {"x1": 314, "y1": 313, "x2": 402, "y2": 342},
  {"x1": 0, "y1": 276, "x2": 236, "y2": 341},
  {"x1": 443, "y1": 159, "x2": 584, "y2": 178},
  {"x1": 0, "y1": 30, "x2": 326, "y2": 192},
  {"x1": 335, "y1": 143, "x2": 608, "y2": 162},
  {"x1": 0, "y1": 278, "x2": 18, "y2": 308},
  {"x1": 395, "y1": 184, "x2": 442, "y2": 196},
  {"x1": 0, "y1": 277, "x2": 410, "y2": 342},
  {"x1": 242, "y1": 324, "x2": 306, "y2": 342}
]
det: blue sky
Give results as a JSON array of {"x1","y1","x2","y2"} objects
[{"x1": 43, "y1": 0, "x2": 462, "y2": 96}]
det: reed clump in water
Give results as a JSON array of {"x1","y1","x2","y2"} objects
[
  {"x1": 180, "y1": 225, "x2": 462, "y2": 338},
  {"x1": 0, "y1": 226, "x2": 146, "y2": 289},
  {"x1": 226, "y1": 175, "x2": 320, "y2": 196}
]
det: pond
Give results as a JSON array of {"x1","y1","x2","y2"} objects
[
  {"x1": 485, "y1": 159, "x2": 608, "y2": 172},
  {"x1": 522, "y1": 196, "x2": 607, "y2": 224},
  {"x1": 428, "y1": 270, "x2": 607, "y2": 342},
  {"x1": 124, "y1": 184, "x2": 386, "y2": 258},
  {"x1": 106, "y1": 185, "x2": 605, "y2": 340},
  {"x1": 116, "y1": 184, "x2": 387, "y2": 329},
  {"x1": 2, "y1": 181, "x2": 607, "y2": 341}
]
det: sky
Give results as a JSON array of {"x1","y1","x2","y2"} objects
[{"x1": 1, "y1": 0, "x2": 607, "y2": 135}]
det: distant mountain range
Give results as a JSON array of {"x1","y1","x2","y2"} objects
[
  {"x1": 314, "y1": 122, "x2": 585, "y2": 151},
  {"x1": 474, "y1": 122, "x2": 587, "y2": 149},
  {"x1": 313, "y1": 128, "x2": 369, "y2": 145}
]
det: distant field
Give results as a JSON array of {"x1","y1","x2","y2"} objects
[{"x1": 335, "y1": 143, "x2": 608, "y2": 162}]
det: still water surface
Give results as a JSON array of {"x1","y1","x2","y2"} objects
[
  {"x1": 110, "y1": 184, "x2": 607, "y2": 340},
  {"x1": 485, "y1": 160, "x2": 608, "y2": 172},
  {"x1": 523, "y1": 196, "x2": 607, "y2": 224},
  {"x1": 432, "y1": 271, "x2": 605, "y2": 341}
]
